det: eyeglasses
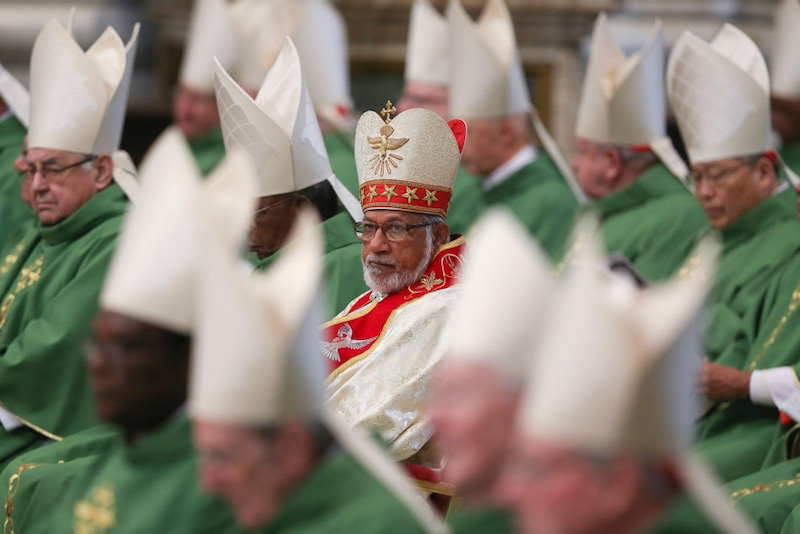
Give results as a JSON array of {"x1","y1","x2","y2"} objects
[
  {"x1": 252, "y1": 197, "x2": 295, "y2": 217},
  {"x1": 25, "y1": 155, "x2": 96, "y2": 186},
  {"x1": 353, "y1": 221, "x2": 435, "y2": 242},
  {"x1": 688, "y1": 162, "x2": 747, "y2": 188}
]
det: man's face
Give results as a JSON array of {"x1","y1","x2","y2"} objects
[
  {"x1": 771, "y1": 96, "x2": 800, "y2": 145},
  {"x1": 249, "y1": 195, "x2": 300, "y2": 260},
  {"x1": 690, "y1": 157, "x2": 775, "y2": 229},
  {"x1": 429, "y1": 361, "x2": 520, "y2": 499},
  {"x1": 571, "y1": 138, "x2": 616, "y2": 199},
  {"x1": 360, "y1": 209, "x2": 443, "y2": 294},
  {"x1": 173, "y1": 84, "x2": 221, "y2": 140},
  {"x1": 460, "y1": 119, "x2": 506, "y2": 177},
  {"x1": 25, "y1": 148, "x2": 105, "y2": 226},
  {"x1": 397, "y1": 82, "x2": 449, "y2": 119},
  {"x1": 498, "y1": 437, "x2": 616, "y2": 534},
  {"x1": 87, "y1": 310, "x2": 189, "y2": 433},
  {"x1": 194, "y1": 421, "x2": 284, "y2": 529}
]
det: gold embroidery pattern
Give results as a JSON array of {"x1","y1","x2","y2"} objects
[
  {"x1": 748, "y1": 285, "x2": 800, "y2": 373},
  {"x1": 368, "y1": 124, "x2": 409, "y2": 177},
  {"x1": 4, "y1": 463, "x2": 46, "y2": 534},
  {"x1": 729, "y1": 473, "x2": 800, "y2": 504},
  {"x1": 74, "y1": 484, "x2": 116, "y2": 534},
  {"x1": 0, "y1": 243, "x2": 24, "y2": 277},
  {"x1": 407, "y1": 252, "x2": 463, "y2": 298},
  {"x1": 0, "y1": 256, "x2": 44, "y2": 337}
]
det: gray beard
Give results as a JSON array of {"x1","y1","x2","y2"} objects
[{"x1": 363, "y1": 242, "x2": 436, "y2": 295}]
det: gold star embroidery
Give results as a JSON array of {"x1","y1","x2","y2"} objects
[
  {"x1": 383, "y1": 185, "x2": 398, "y2": 201},
  {"x1": 368, "y1": 125, "x2": 409, "y2": 177},
  {"x1": 422, "y1": 189, "x2": 438, "y2": 207},
  {"x1": 401, "y1": 187, "x2": 419, "y2": 204},
  {"x1": 366, "y1": 185, "x2": 379, "y2": 202}
]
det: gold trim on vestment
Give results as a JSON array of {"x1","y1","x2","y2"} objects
[
  {"x1": 412, "y1": 479, "x2": 457, "y2": 497},
  {"x1": 5, "y1": 462, "x2": 47, "y2": 534},
  {"x1": 729, "y1": 472, "x2": 800, "y2": 504},
  {"x1": 0, "y1": 400, "x2": 62, "y2": 442}
]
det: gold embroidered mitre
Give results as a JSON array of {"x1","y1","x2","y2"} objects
[{"x1": 355, "y1": 104, "x2": 466, "y2": 218}]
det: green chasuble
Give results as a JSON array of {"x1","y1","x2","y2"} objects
[
  {"x1": 697, "y1": 249, "x2": 800, "y2": 482},
  {"x1": 324, "y1": 131, "x2": 359, "y2": 197},
  {"x1": 780, "y1": 141, "x2": 800, "y2": 178},
  {"x1": 0, "y1": 116, "x2": 35, "y2": 255},
  {"x1": 447, "y1": 167, "x2": 485, "y2": 237},
  {"x1": 0, "y1": 185, "x2": 126, "y2": 469},
  {"x1": 1, "y1": 424, "x2": 118, "y2": 534},
  {"x1": 481, "y1": 153, "x2": 578, "y2": 262},
  {"x1": 592, "y1": 163, "x2": 707, "y2": 283},
  {"x1": 259, "y1": 446, "x2": 434, "y2": 534},
  {"x1": 255, "y1": 211, "x2": 367, "y2": 320},
  {"x1": 704, "y1": 187, "x2": 800, "y2": 366},
  {"x1": 448, "y1": 506, "x2": 514, "y2": 534},
  {"x1": 48, "y1": 416, "x2": 241, "y2": 533},
  {"x1": 188, "y1": 127, "x2": 227, "y2": 176}
]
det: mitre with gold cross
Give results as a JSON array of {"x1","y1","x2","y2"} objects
[{"x1": 354, "y1": 103, "x2": 467, "y2": 218}]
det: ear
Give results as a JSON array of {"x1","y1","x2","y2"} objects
[
  {"x1": 602, "y1": 146, "x2": 625, "y2": 185},
  {"x1": 433, "y1": 222, "x2": 450, "y2": 247},
  {"x1": 753, "y1": 156, "x2": 778, "y2": 195},
  {"x1": 93, "y1": 154, "x2": 115, "y2": 191},
  {"x1": 273, "y1": 420, "x2": 315, "y2": 484},
  {"x1": 293, "y1": 195, "x2": 312, "y2": 210},
  {"x1": 595, "y1": 457, "x2": 643, "y2": 521}
]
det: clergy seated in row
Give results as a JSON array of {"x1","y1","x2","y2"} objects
[
  {"x1": 571, "y1": 14, "x2": 707, "y2": 283},
  {"x1": 396, "y1": 0, "x2": 484, "y2": 237},
  {"x1": 0, "y1": 17, "x2": 138, "y2": 471},
  {"x1": 190, "y1": 204, "x2": 447, "y2": 534},
  {"x1": 497, "y1": 220, "x2": 758, "y2": 534},
  {"x1": 429, "y1": 210, "x2": 554, "y2": 534},
  {"x1": 0, "y1": 131, "x2": 255, "y2": 533},
  {"x1": 213, "y1": 38, "x2": 366, "y2": 320},
  {"x1": 0, "y1": 64, "x2": 37, "y2": 254},
  {"x1": 667, "y1": 24, "x2": 800, "y2": 482},
  {"x1": 322, "y1": 104, "x2": 467, "y2": 500},
  {"x1": 447, "y1": 0, "x2": 579, "y2": 262}
]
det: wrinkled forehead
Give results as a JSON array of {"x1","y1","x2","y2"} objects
[
  {"x1": 362, "y1": 208, "x2": 426, "y2": 224},
  {"x1": 24, "y1": 147, "x2": 85, "y2": 165}
]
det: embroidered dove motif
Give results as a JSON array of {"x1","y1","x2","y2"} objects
[{"x1": 321, "y1": 323, "x2": 378, "y2": 362}]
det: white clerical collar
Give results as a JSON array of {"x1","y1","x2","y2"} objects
[
  {"x1": 774, "y1": 180, "x2": 789, "y2": 196},
  {"x1": 482, "y1": 144, "x2": 538, "y2": 191}
]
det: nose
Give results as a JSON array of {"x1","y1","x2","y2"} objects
[
  {"x1": 366, "y1": 227, "x2": 391, "y2": 254},
  {"x1": 29, "y1": 170, "x2": 50, "y2": 193},
  {"x1": 199, "y1": 464, "x2": 224, "y2": 493}
]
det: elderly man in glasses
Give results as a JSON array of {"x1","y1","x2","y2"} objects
[
  {"x1": 667, "y1": 25, "x2": 800, "y2": 482},
  {"x1": 0, "y1": 18, "x2": 138, "y2": 470},
  {"x1": 322, "y1": 102, "x2": 467, "y2": 501}
]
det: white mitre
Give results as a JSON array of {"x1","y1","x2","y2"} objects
[
  {"x1": 179, "y1": 0, "x2": 239, "y2": 93},
  {"x1": 667, "y1": 24, "x2": 771, "y2": 164},
  {"x1": 0, "y1": 62, "x2": 29, "y2": 128},
  {"x1": 577, "y1": 14, "x2": 687, "y2": 180},
  {"x1": 405, "y1": 0, "x2": 449, "y2": 87},
  {"x1": 214, "y1": 37, "x2": 362, "y2": 220},
  {"x1": 292, "y1": 0, "x2": 354, "y2": 129},
  {"x1": 771, "y1": 0, "x2": 800, "y2": 99},
  {"x1": 28, "y1": 18, "x2": 139, "y2": 156},
  {"x1": 447, "y1": 0, "x2": 530, "y2": 119},
  {"x1": 100, "y1": 128, "x2": 256, "y2": 334},
  {"x1": 190, "y1": 207, "x2": 325, "y2": 425},
  {"x1": 446, "y1": 209, "x2": 553, "y2": 385}
]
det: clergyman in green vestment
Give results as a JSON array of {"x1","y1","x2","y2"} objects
[
  {"x1": 447, "y1": 0, "x2": 578, "y2": 262},
  {"x1": 572, "y1": 15, "x2": 706, "y2": 283},
  {"x1": 214, "y1": 40, "x2": 366, "y2": 321},
  {"x1": 667, "y1": 23, "x2": 800, "y2": 482}
]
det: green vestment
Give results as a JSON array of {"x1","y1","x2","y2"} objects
[
  {"x1": 188, "y1": 127, "x2": 227, "y2": 176},
  {"x1": 255, "y1": 211, "x2": 367, "y2": 320},
  {"x1": 0, "y1": 116, "x2": 35, "y2": 255},
  {"x1": 1, "y1": 425, "x2": 118, "y2": 534},
  {"x1": 697, "y1": 249, "x2": 800, "y2": 482},
  {"x1": 259, "y1": 445, "x2": 435, "y2": 534},
  {"x1": 592, "y1": 163, "x2": 707, "y2": 283},
  {"x1": 447, "y1": 167, "x2": 485, "y2": 237},
  {"x1": 481, "y1": 153, "x2": 578, "y2": 262},
  {"x1": 49, "y1": 416, "x2": 241, "y2": 533},
  {"x1": 705, "y1": 188, "x2": 800, "y2": 365},
  {"x1": 780, "y1": 141, "x2": 800, "y2": 179},
  {"x1": 448, "y1": 506, "x2": 514, "y2": 534},
  {"x1": 0, "y1": 185, "x2": 126, "y2": 469},
  {"x1": 323, "y1": 131, "x2": 359, "y2": 197}
]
